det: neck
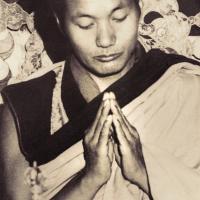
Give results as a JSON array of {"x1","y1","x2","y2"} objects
[
  {"x1": 70, "y1": 54, "x2": 135, "y2": 92},
  {"x1": 92, "y1": 57, "x2": 135, "y2": 92}
]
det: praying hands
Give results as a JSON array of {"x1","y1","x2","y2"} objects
[{"x1": 83, "y1": 92, "x2": 150, "y2": 195}]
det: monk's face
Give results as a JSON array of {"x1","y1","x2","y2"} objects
[{"x1": 57, "y1": 0, "x2": 140, "y2": 76}]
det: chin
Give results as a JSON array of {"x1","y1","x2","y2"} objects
[
  {"x1": 88, "y1": 63, "x2": 126, "y2": 77},
  {"x1": 85, "y1": 58, "x2": 128, "y2": 77},
  {"x1": 92, "y1": 70, "x2": 122, "y2": 77}
]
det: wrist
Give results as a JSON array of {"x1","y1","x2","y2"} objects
[
  {"x1": 128, "y1": 167, "x2": 150, "y2": 195},
  {"x1": 82, "y1": 169, "x2": 108, "y2": 188}
]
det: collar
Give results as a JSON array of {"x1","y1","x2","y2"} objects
[{"x1": 70, "y1": 56, "x2": 100, "y2": 103}]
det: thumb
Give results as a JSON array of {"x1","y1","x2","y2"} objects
[
  {"x1": 108, "y1": 140, "x2": 114, "y2": 163},
  {"x1": 114, "y1": 143, "x2": 121, "y2": 166}
]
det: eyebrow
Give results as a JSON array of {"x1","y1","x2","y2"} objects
[
  {"x1": 111, "y1": 3, "x2": 126, "y2": 15},
  {"x1": 73, "y1": 2, "x2": 126, "y2": 20}
]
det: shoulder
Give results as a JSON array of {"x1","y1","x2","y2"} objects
[
  {"x1": 1, "y1": 69, "x2": 56, "y2": 130},
  {"x1": 0, "y1": 61, "x2": 65, "y2": 162},
  {"x1": 160, "y1": 61, "x2": 200, "y2": 104},
  {"x1": 176, "y1": 62, "x2": 200, "y2": 95},
  {"x1": 2, "y1": 61, "x2": 65, "y2": 99},
  {"x1": 1, "y1": 61, "x2": 65, "y2": 115}
]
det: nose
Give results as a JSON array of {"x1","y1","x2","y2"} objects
[{"x1": 96, "y1": 21, "x2": 116, "y2": 48}]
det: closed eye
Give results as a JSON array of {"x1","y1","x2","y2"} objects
[
  {"x1": 78, "y1": 23, "x2": 94, "y2": 30},
  {"x1": 112, "y1": 9, "x2": 128, "y2": 23},
  {"x1": 112, "y1": 14, "x2": 128, "y2": 22},
  {"x1": 75, "y1": 17, "x2": 95, "y2": 30}
]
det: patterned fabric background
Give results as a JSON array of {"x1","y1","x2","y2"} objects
[{"x1": 0, "y1": 0, "x2": 200, "y2": 103}]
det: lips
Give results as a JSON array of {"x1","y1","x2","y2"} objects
[{"x1": 94, "y1": 52, "x2": 123, "y2": 62}]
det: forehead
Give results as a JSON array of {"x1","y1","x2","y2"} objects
[{"x1": 65, "y1": 0, "x2": 135, "y2": 16}]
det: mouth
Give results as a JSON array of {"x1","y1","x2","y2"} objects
[{"x1": 94, "y1": 52, "x2": 123, "y2": 63}]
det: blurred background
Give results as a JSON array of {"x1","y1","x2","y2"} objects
[{"x1": 11, "y1": 0, "x2": 200, "y2": 62}]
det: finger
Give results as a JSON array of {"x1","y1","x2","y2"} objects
[
  {"x1": 108, "y1": 140, "x2": 114, "y2": 162},
  {"x1": 113, "y1": 116, "x2": 133, "y2": 156},
  {"x1": 98, "y1": 115, "x2": 113, "y2": 149},
  {"x1": 109, "y1": 91, "x2": 116, "y2": 100},
  {"x1": 93, "y1": 92, "x2": 110, "y2": 130},
  {"x1": 111, "y1": 100, "x2": 133, "y2": 141},
  {"x1": 110, "y1": 98, "x2": 126, "y2": 124},
  {"x1": 112, "y1": 99, "x2": 137, "y2": 135},
  {"x1": 110, "y1": 99, "x2": 125, "y2": 124},
  {"x1": 112, "y1": 115, "x2": 129, "y2": 147},
  {"x1": 93, "y1": 99, "x2": 111, "y2": 142},
  {"x1": 114, "y1": 143, "x2": 121, "y2": 164},
  {"x1": 87, "y1": 92, "x2": 110, "y2": 139}
]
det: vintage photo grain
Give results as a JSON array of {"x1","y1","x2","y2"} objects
[{"x1": 0, "y1": 0, "x2": 200, "y2": 199}]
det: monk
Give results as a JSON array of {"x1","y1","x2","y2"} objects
[{"x1": 1, "y1": 0, "x2": 200, "y2": 199}]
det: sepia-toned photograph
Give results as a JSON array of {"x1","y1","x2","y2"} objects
[{"x1": 0, "y1": 0, "x2": 200, "y2": 199}]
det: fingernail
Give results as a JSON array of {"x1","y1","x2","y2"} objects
[
  {"x1": 103, "y1": 99, "x2": 109, "y2": 108},
  {"x1": 103, "y1": 92, "x2": 110, "y2": 101},
  {"x1": 109, "y1": 92, "x2": 116, "y2": 100}
]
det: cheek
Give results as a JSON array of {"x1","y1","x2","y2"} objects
[
  {"x1": 116, "y1": 15, "x2": 139, "y2": 47},
  {"x1": 68, "y1": 26, "x2": 96, "y2": 56}
]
